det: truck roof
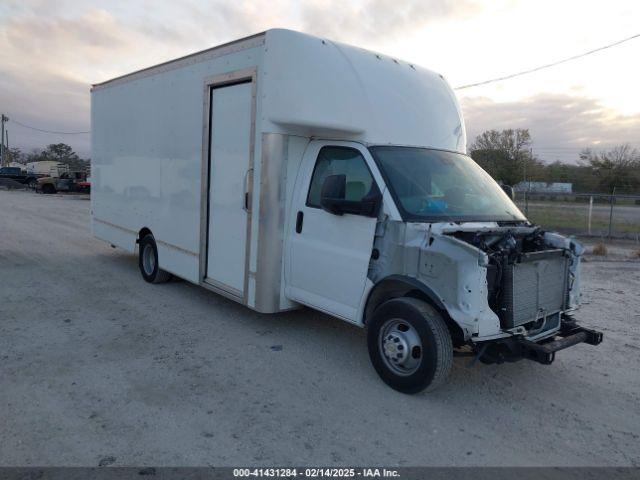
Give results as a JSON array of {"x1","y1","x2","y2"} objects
[
  {"x1": 91, "y1": 31, "x2": 266, "y2": 90},
  {"x1": 92, "y1": 29, "x2": 466, "y2": 152}
]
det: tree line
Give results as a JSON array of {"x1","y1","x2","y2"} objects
[
  {"x1": 470, "y1": 129, "x2": 640, "y2": 194},
  {"x1": 5, "y1": 143, "x2": 90, "y2": 172},
  {"x1": 6, "y1": 135, "x2": 640, "y2": 194}
]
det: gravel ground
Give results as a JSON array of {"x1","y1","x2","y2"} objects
[{"x1": 1, "y1": 190, "x2": 639, "y2": 467}]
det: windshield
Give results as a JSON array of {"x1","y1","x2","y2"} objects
[{"x1": 369, "y1": 146, "x2": 527, "y2": 223}]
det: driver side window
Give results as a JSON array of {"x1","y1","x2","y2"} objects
[{"x1": 306, "y1": 147, "x2": 374, "y2": 208}]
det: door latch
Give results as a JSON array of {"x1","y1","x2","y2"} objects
[
  {"x1": 295, "y1": 211, "x2": 304, "y2": 233},
  {"x1": 242, "y1": 167, "x2": 253, "y2": 212}
]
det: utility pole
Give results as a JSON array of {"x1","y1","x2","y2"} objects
[
  {"x1": 608, "y1": 186, "x2": 616, "y2": 239},
  {"x1": 0, "y1": 114, "x2": 8, "y2": 167},
  {"x1": 524, "y1": 147, "x2": 532, "y2": 215}
]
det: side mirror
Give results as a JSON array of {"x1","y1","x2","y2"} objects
[
  {"x1": 501, "y1": 184, "x2": 514, "y2": 200},
  {"x1": 320, "y1": 174, "x2": 381, "y2": 218}
]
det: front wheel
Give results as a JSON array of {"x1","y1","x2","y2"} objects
[
  {"x1": 138, "y1": 234, "x2": 172, "y2": 284},
  {"x1": 367, "y1": 297, "x2": 453, "y2": 394},
  {"x1": 41, "y1": 183, "x2": 56, "y2": 194}
]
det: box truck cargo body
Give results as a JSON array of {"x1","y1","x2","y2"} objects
[{"x1": 92, "y1": 29, "x2": 601, "y2": 393}]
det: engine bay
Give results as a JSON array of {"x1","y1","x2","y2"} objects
[{"x1": 450, "y1": 228, "x2": 571, "y2": 333}]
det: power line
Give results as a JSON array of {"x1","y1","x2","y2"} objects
[
  {"x1": 10, "y1": 118, "x2": 90, "y2": 135},
  {"x1": 454, "y1": 33, "x2": 640, "y2": 90},
  {"x1": 5, "y1": 33, "x2": 640, "y2": 138}
]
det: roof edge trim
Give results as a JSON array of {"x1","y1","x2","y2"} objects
[{"x1": 91, "y1": 31, "x2": 266, "y2": 92}]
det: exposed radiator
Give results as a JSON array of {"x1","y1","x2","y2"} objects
[{"x1": 500, "y1": 250, "x2": 569, "y2": 329}]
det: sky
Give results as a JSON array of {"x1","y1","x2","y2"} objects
[{"x1": 1, "y1": 0, "x2": 639, "y2": 162}]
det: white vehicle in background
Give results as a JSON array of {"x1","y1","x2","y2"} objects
[
  {"x1": 91, "y1": 29, "x2": 602, "y2": 393},
  {"x1": 26, "y1": 160, "x2": 69, "y2": 178}
]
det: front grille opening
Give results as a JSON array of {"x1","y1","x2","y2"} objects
[{"x1": 489, "y1": 250, "x2": 569, "y2": 330}]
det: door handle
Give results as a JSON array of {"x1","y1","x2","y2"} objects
[
  {"x1": 295, "y1": 211, "x2": 304, "y2": 233},
  {"x1": 242, "y1": 167, "x2": 253, "y2": 212}
]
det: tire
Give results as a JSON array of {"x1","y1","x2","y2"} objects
[
  {"x1": 367, "y1": 297, "x2": 453, "y2": 394},
  {"x1": 138, "y1": 234, "x2": 172, "y2": 284},
  {"x1": 42, "y1": 183, "x2": 56, "y2": 194},
  {"x1": 27, "y1": 178, "x2": 37, "y2": 189}
]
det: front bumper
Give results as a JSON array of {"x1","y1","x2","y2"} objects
[
  {"x1": 476, "y1": 318, "x2": 603, "y2": 365},
  {"x1": 518, "y1": 322, "x2": 603, "y2": 364}
]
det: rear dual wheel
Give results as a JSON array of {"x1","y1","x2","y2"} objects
[
  {"x1": 367, "y1": 297, "x2": 453, "y2": 394},
  {"x1": 138, "y1": 234, "x2": 172, "y2": 284}
]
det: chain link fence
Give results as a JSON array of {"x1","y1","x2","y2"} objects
[{"x1": 514, "y1": 192, "x2": 640, "y2": 240}]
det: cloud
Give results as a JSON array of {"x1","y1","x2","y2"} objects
[
  {"x1": 299, "y1": 0, "x2": 479, "y2": 43},
  {"x1": 0, "y1": 0, "x2": 480, "y2": 156},
  {"x1": 0, "y1": 6, "x2": 193, "y2": 156},
  {"x1": 461, "y1": 93, "x2": 640, "y2": 163},
  {"x1": 1, "y1": 1, "x2": 638, "y2": 160}
]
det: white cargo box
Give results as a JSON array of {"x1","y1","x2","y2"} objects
[{"x1": 91, "y1": 29, "x2": 464, "y2": 315}]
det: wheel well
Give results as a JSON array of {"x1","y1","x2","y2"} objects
[
  {"x1": 42, "y1": 182, "x2": 56, "y2": 193},
  {"x1": 137, "y1": 228, "x2": 152, "y2": 250},
  {"x1": 138, "y1": 227, "x2": 152, "y2": 241},
  {"x1": 364, "y1": 277, "x2": 466, "y2": 348}
]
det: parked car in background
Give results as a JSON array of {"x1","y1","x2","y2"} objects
[
  {"x1": 0, "y1": 166, "x2": 38, "y2": 188},
  {"x1": 37, "y1": 171, "x2": 91, "y2": 194}
]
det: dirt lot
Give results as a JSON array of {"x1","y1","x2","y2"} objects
[{"x1": 1, "y1": 190, "x2": 639, "y2": 467}]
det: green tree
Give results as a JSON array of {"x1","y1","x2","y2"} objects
[
  {"x1": 469, "y1": 129, "x2": 539, "y2": 185},
  {"x1": 579, "y1": 144, "x2": 640, "y2": 193},
  {"x1": 41, "y1": 143, "x2": 80, "y2": 163},
  {"x1": 27, "y1": 143, "x2": 90, "y2": 171},
  {"x1": 26, "y1": 148, "x2": 43, "y2": 163},
  {"x1": 5, "y1": 147, "x2": 25, "y2": 164}
]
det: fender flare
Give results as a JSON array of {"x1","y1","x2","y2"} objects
[{"x1": 363, "y1": 274, "x2": 446, "y2": 324}]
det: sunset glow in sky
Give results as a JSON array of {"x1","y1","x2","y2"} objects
[{"x1": 1, "y1": 0, "x2": 639, "y2": 162}]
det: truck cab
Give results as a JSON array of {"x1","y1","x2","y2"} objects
[
  {"x1": 0, "y1": 166, "x2": 37, "y2": 187},
  {"x1": 285, "y1": 140, "x2": 602, "y2": 393}
]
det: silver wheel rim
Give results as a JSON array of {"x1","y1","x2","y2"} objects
[
  {"x1": 379, "y1": 318, "x2": 423, "y2": 376},
  {"x1": 142, "y1": 244, "x2": 156, "y2": 276}
]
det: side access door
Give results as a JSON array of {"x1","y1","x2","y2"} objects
[
  {"x1": 286, "y1": 141, "x2": 383, "y2": 322},
  {"x1": 204, "y1": 79, "x2": 254, "y2": 299}
]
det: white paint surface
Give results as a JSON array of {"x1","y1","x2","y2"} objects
[
  {"x1": 262, "y1": 30, "x2": 466, "y2": 151},
  {"x1": 206, "y1": 82, "x2": 253, "y2": 294},
  {"x1": 91, "y1": 29, "x2": 466, "y2": 312},
  {"x1": 286, "y1": 141, "x2": 378, "y2": 321}
]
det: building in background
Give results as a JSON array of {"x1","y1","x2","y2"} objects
[{"x1": 514, "y1": 181, "x2": 573, "y2": 193}]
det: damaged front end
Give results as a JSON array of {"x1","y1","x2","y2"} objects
[
  {"x1": 368, "y1": 219, "x2": 603, "y2": 366},
  {"x1": 447, "y1": 225, "x2": 603, "y2": 364}
]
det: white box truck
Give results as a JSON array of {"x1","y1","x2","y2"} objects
[{"x1": 91, "y1": 29, "x2": 602, "y2": 393}]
